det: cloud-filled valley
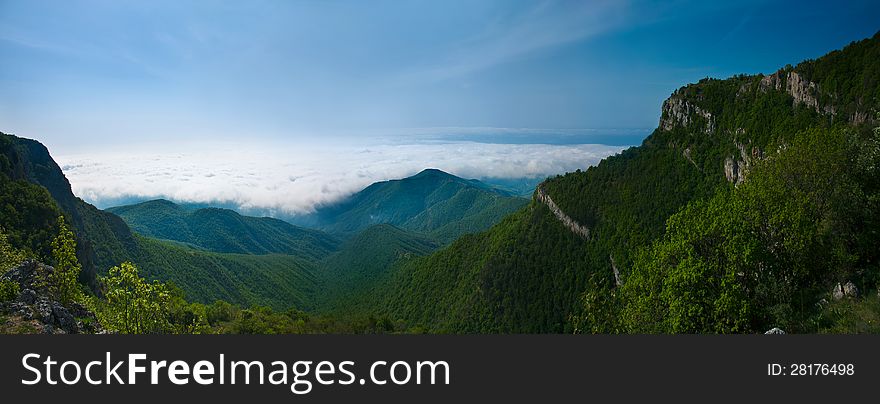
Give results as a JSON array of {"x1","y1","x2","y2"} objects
[{"x1": 56, "y1": 139, "x2": 627, "y2": 217}]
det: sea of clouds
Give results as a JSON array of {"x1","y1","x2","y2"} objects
[{"x1": 56, "y1": 139, "x2": 627, "y2": 217}]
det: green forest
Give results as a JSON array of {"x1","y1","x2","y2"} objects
[{"x1": 2, "y1": 32, "x2": 880, "y2": 334}]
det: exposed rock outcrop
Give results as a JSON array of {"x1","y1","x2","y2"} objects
[
  {"x1": 660, "y1": 95, "x2": 715, "y2": 134},
  {"x1": 759, "y1": 70, "x2": 835, "y2": 116},
  {"x1": 724, "y1": 141, "x2": 764, "y2": 185},
  {"x1": 831, "y1": 281, "x2": 859, "y2": 300},
  {"x1": 683, "y1": 147, "x2": 700, "y2": 170},
  {"x1": 535, "y1": 186, "x2": 590, "y2": 240},
  {"x1": 764, "y1": 327, "x2": 786, "y2": 335},
  {"x1": 610, "y1": 255, "x2": 622, "y2": 287},
  {"x1": 0, "y1": 260, "x2": 103, "y2": 334}
]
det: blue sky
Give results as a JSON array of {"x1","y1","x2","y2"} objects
[
  {"x1": 2, "y1": 0, "x2": 878, "y2": 152},
  {"x1": 1, "y1": 0, "x2": 878, "y2": 213}
]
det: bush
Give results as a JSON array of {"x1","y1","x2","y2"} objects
[{"x1": 0, "y1": 278, "x2": 19, "y2": 302}]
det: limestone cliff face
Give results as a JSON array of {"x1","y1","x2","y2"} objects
[
  {"x1": 658, "y1": 66, "x2": 853, "y2": 186},
  {"x1": 534, "y1": 185, "x2": 590, "y2": 240},
  {"x1": 723, "y1": 141, "x2": 764, "y2": 185},
  {"x1": 660, "y1": 94, "x2": 716, "y2": 134},
  {"x1": 759, "y1": 70, "x2": 836, "y2": 116}
]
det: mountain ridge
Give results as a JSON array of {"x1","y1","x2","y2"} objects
[
  {"x1": 296, "y1": 168, "x2": 528, "y2": 244},
  {"x1": 108, "y1": 199, "x2": 340, "y2": 260},
  {"x1": 359, "y1": 30, "x2": 880, "y2": 333}
]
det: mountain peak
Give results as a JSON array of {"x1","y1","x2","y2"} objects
[{"x1": 411, "y1": 168, "x2": 456, "y2": 179}]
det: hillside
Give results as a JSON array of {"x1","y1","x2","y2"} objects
[
  {"x1": 316, "y1": 224, "x2": 438, "y2": 312},
  {"x1": 132, "y1": 236, "x2": 320, "y2": 310},
  {"x1": 1, "y1": 133, "x2": 325, "y2": 309},
  {"x1": 109, "y1": 199, "x2": 340, "y2": 260},
  {"x1": 364, "y1": 32, "x2": 880, "y2": 333},
  {"x1": 297, "y1": 169, "x2": 528, "y2": 244},
  {"x1": 0, "y1": 133, "x2": 140, "y2": 288}
]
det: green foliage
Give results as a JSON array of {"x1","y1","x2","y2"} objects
[
  {"x1": 307, "y1": 168, "x2": 527, "y2": 243},
  {"x1": 0, "y1": 228, "x2": 27, "y2": 271},
  {"x1": 619, "y1": 127, "x2": 880, "y2": 333},
  {"x1": 98, "y1": 262, "x2": 172, "y2": 334},
  {"x1": 164, "y1": 283, "x2": 210, "y2": 334},
  {"x1": 48, "y1": 216, "x2": 82, "y2": 304},
  {"x1": 361, "y1": 32, "x2": 880, "y2": 334},
  {"x1": 359, "y1": 205, "x2": 599, "y2": 333},
  {"x1": 132, "y1": 235, "x2": 320, "y2": 310},
  {"x1": 316, "y1": 224, "x2": 437, "y2": 312},
  {"x1": 815, "y1": 294, "x2": 880, "y2": 334},
  {"x1": 0, "y1": 177, "x2": 63, "y2": 262},
  {"x1": 0, "y1": 278, "x2": 18, "y2": 302},
  {"x1": 203, "y1": 299, "x2": 399, "y2": 334},
  {"x1": 108, "y1": 199, "x2": 340, "y2": 259},
  {"x1": 93, "y1": 261, "x2": 213, "y2": 334}
]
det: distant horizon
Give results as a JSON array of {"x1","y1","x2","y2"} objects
[
  {"x1": 53, "y1": 130, "x2": 631, "y2": 215},
  {"x1": 3, "y1": 0, "x2": 879, "y2": 217}
]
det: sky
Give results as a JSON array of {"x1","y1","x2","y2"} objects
[{"x1": 1, "y1": 0, "x2": 878, "y2": 214}]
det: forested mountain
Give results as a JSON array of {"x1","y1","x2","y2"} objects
[
  {"x1": 1, "y1": 133, "x2": 139, "y2": 289},
  {"x1": 0, "y1": 132, "x2": 322, "y2": 309},
  {"x1": 108, "y1": 199, "x2": 340, "y2": 259},
  {"x1": 132, "y1": 236, "x2": 320, "y2": 310},
  {"x1": 359, "y1": 31, "x2": 880, "y2": 333},
  {"x1": 3, "y1": 32, "x2": 879, "y2": 335},
  {"x1": 296, "y1": 168, "x2": 528, "y2": 244},
  {"x1": 316, "y1": 224, "x2": 438, "y2": 312}
]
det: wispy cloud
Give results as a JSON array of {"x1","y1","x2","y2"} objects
[
  {"x1": 397, "y1": 0, "x2": 630, "y2": 82},
  {"x1": 56, "y1": 137, "x2": 626, "y2": 216}
]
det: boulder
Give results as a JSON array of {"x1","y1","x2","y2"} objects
[
  {"x1": 18, "y1": 288, "x2": 37, "y2": 305},
  {"x1": 51, "y1": 303, "x2": 79, "y2": 334},
  {"x1": 842, "y1": 281, "x2": 858, "y2": 298},
  {"x1": 0, "y1": 260, "x2": 53, "y2": 293},
  {"x1": 832, "y1": 281, "x2": 859, "y2": 300},
  {"x1": 764, "y1": 327, "x2": 786, "y2": 335}
]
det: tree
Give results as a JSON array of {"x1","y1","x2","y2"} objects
[
  {"x1": 99, "y1": 262, "x2": 171, "y2": 334},
  {"x1": 48, "y1": 216, "x2": 82, "y2": 304},
  {"x1": 0, "y1": 227, "x2": 26, "y2": 271},
  {"x1": 0, "y1": 229, "x2": 25, "y2": 302},
  {"x1": 618, "y1": 126, "x2": 879, "y2": 333}
]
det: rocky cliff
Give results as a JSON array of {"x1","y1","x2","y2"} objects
[
  {"x1": 534, "y1": 185, "x2": 590, "y2": 240},
  {"x1": 1, "y1": 260, "x2": 103, "y2": 334},
  {"x1": 1, "y1": 132, "x2": 141, "y2": 288},
  {"x1": 656, "y1": 36, "x2": 877, "y2": 187}
]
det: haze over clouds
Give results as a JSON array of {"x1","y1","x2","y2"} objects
[
  {"x1": 56, "y1": 139, "x2": 625, "y2": 216},
  {"x1": 4, "y1": 0, "x2": 877, "y2": 218}
]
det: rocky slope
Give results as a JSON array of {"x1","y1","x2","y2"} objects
[{"x1": 1, "y1": 260, "x2": 102, "y2": 334}]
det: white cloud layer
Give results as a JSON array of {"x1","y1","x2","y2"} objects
[{"x1": 56, "y1": 140, "x2": 626, "y2": 216}]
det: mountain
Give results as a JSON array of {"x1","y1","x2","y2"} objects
[
  {"x1": 0, "y1": 133, "x2": 140, "y2": 289},
  {"x1": 316, "y1": 224, "x2": 439, "y2": 312},
  {"x1": 299, "y1": 168, "x2": 528, "y2": 244},
  {"x1": 0, "y1": 133, "x2": 323, "y2": 309},
  {"x1": 108, "y1": 199, "x2": 340, "y2": 260},
  {"x1": 132, "y1": 235, "x2": 320, "y2": 310},
  {"x1": 363, "y1": 32, "x2": 880, "y2": 333},
  {"x1": 478, "y1": 177, "x2": 544, "y2": 198}
]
